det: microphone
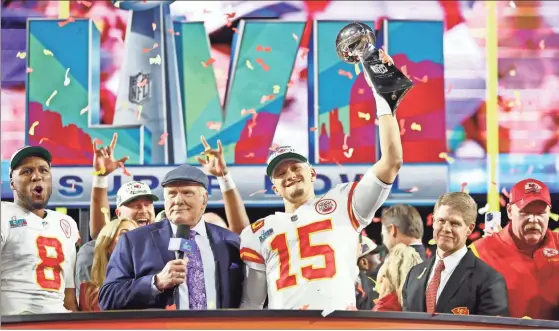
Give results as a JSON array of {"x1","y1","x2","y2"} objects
[{"x1": 168, "y1": 224, "x2": 192, "y2": 260}]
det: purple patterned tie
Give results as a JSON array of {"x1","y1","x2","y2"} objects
[{"x1": 187, "y1": 230, "x2": 207, "y2": 309}]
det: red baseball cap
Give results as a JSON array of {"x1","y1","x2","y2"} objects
[{"x1": 509, "y1": 178, "x2": 551, "y2": 209}]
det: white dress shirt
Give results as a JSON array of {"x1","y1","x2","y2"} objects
[
  {"x1": 427, "y1": 245, "x2": 468, "y2": 302},
  {"x1": 152, "y1": 220, "x2": 217, "y2": 309}
]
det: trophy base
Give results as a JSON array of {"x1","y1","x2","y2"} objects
[{"x1": 378, "y1": 86, "x2": 413, "y2": 114}]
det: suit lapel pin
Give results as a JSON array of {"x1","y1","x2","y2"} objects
[{"x1": 417, "y1": 267, "x2": 427, "y2": 279}]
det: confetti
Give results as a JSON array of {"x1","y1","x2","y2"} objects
[
  {"x1": 501, "y1": 187, "x2": 510, "y2": 198},
  {"x1": 358, "y1": 112, "x2": 371, "y2": 121},
  {"x1": 255, "y1": 58, "x2": 270, "y2": 71},
  {"x1": 343, "y1": 148, "x2": 354, "y2": 158},
  {"x1": 500, "y1": 196, "x2": 507, "y2": 207},
  {"x1": 246, "y1": 60, "x2": 254, "y2": 70},
  {"x1": 241, "y1": 108, "x2": 256, "y2": 117},
  {"x1": 80, "y1": 105, "x2": 89, "y2": 115},
  {"x1": 92, "y1": 138, "x2": 104, "y2": 145},
  {"x1": 100, "y1": 207, "x2": 110, "y2": 224},
  {"x1": 149, "y1": 54, "x2": 162, "y2": 65},
  {"x1": 321, "y1": 307, "x2": 336, "y2": 317},
  {"x1": 478, "y1": 203, "x2": 489, "y2": 215},
  {"x1": 411, "y1": 122, "x2": 422, "y2": 131},
  {"x1": 272, "y1": 85, "x2": 280, "y2": 94},
  {"x1": 247, "y1": 120, "x2": 257, "y2": 138},
  {"x1": 521, "y1": 316, "x2": 532, "y2": 320},
  {"x1": 152, "y1": 23, "x2": 156, "y2": 31},
  {"x1": 354, "y1": 63, "x2": 361, "y2": 76},
  {"x1": 256, "y1": 45, "x2": 272, "y2": 52},
  {"x1": 509, "y1": 69, "x2": 516, "y2": 77},
  {"x1": 64, "y1": 68, "x2": 71, "y2": 86},
  {"x1": 167, "y1": 28, "x2": 180, "y2": 36},
  {"x1": 414, "y1": 75, "x2": 428, "y2": 83},
  {"x1": 428, "y1": 238, "x2": 436, "y2": 245},
  {"x1": 539, "y1": 40, "x2": 545, "y2": 50},
  {"x1": 158, "y1": 133, "x2": 168, "y2": 146},
  {"x1": 550, "y1": 213, "x2": 559, "y2": 222},
  {"x1": 77, "y1": 0, "x2": 92, "y2": 7},
  {"x1": 202, "y1": 57, "x2": 216, "y2": 68},
  {"x1": 45, "y1": 90, "x2": 58, "y2": 107},
  {"x1": 114, "y1": 1, "x2": 121, "y2": 8},
  {"x1": 460, "y1": 182, "x2": 468, "y2": 192},
  {"x1": 337, "y1": 69, "x2": 353, "y2": 79},
  {"x1": 26, "y1": 67, "x2": 33, "y2": 74},
  {"x1": 309, "y1": 127, "x2": 317, "y2": 132},
  {"x1": 525, "y1": 165, "x2": 534, "y2": 176},
  {"x1": 446, "y1": 83, "x2": 453, "y2": 95},
  {"x1": 137, "y1": 105, "x2": 143, "y2": 120},
  {"x1": 438, "y1": 152, "x2": 455, "y2": 164},
  {"x1": 299, "y1": 304, "x2": 310, "y2": 310},
  {"x1": 300, "y1": 47, "x2": 309, "y2": 60},
  {"x1": 249, "y1": 189, "x2": 267, "y2": 197},
  {"x1": 260, "y1": 94, "x2": 275, "y2": 104},
  {"x1": 225, "y1": 12, "x2": 236, "y2": 19},
  {"x1": 244, "y1": 153, "x2": 255, "y2": 158},
  {"x1": 206, "y1": 121, "x2": 222, "y2": 131},
  {"x1": 509, "y1": 1, "x2": 516, "y2": 8},
  {"x1": 513, "y1": 90, "x2": 521, "y2": 107},
  {"x1": 292, "y1": 33, "x2": 299, "y2": 41},
  {"x1": 358, "y1": 88, "x2": 365, "y2": 95},
  {"x1": 137, "y1": 78, "x2": 148, "y2": 87},
  {"x1": 43, "y1": 49, "x2": 54, "y2": 56},
  {"x1": 426, "y1": 213, "x2": 434, "y2": 227},
  {"x1": 399, "y1": 119, "x2": 407, "y2": 136},
  {"x1": 406, "y1": 186, "x2": 419, "y2": 193},
  {"x1": 119, "y1": 162, "x2": 131, "y2": 176},
  {"x1": 16, "y1": 52, "x2": 26, "y2": 59},
  {"x1": 58, "y1": 17, "x2": 75, "y2": 28},
  {"x1": 343, "y1": 134, "x2": 349, "y2": 150}
]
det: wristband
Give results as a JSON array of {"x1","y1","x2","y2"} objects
[
  {"x1": 218, "y1": 173, "x2": 236, "y2": 192},
  {"x1": 93, "y1": 175, "x2": 108, "y2": 189}
]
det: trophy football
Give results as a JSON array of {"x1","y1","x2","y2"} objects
[{"x1": 335, "y1": 22, "x2": 413, "y2": 113}]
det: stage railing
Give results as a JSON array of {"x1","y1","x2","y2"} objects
[{"x1": 2, "y1": 310, "x2": 559, "y2": 329}]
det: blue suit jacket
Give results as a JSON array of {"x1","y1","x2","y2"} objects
[{"x1": 99, "y1": 219, "x2": 244, "y2": 310}]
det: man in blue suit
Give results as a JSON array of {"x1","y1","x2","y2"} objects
[{"x1": 99, "y1": 164, "x2": 244, "y2": 310}]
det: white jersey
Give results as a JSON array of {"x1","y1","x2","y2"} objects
[
  {"x1": 1, "y1": 202, "x2": 79, "y2": 315},
  {"x1": 240, "y1": 179, "x2": 390, "y2": 310}
]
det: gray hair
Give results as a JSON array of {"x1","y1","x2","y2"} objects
[{"x1": 381, "y1": 204, "x2": 424, "y2": 239}]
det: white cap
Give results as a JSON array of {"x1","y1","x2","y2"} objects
[
  {"x1": 116, "y1": 181, "x2": 159, "y2": 208},
  {"x1": 359, "y1": 236, "x2": 384, "y2": 258}
]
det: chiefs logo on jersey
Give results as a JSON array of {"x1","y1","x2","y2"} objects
[
  {"x1": 315, "y1": 199, "x2": 337, "y2": 215},
  {"x1": 251, "y1": 219, "x2": 265, "y2": 233},
  {"x1": 451, "y1": 307, "x2": 470, "y2": 315},
  {"x1": 60, "y1": 219, "x2": 71, "y2": 238},
  {"x1": 543, "y1": 248, "x2": 559, "y2": 258}
]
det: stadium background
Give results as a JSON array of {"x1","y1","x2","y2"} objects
[{"x1": 1, "y1": 0, "x2": 558, "y2": 249}]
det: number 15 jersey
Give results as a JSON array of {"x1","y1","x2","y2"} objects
[
  {"x1": 240, "y1": 180, "x2": 391, "y2": 310},
  {"x1": 1, "y1": 202, "x2": 79, "y2": 315}
]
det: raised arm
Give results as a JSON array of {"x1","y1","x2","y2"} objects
[
  {"x1": 90, "y1": 133, "x2": 129, "y2": 238},
  {"x1": 197, "y1": 136, "x2": 250, "y2": 234}
]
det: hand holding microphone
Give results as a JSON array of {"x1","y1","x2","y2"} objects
[{"x1": 155, "y1": 224, "x2": 193, "y2": 291}]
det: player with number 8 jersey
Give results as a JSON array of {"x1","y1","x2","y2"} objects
[
  {"x1": 239, "y1": 51, "x2": 403, "y2": 310},
  {"x1": 1, "y1": 146, "x2": 79, "y2": 315}
]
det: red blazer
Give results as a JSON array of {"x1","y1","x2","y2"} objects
[{"x1": 372, "y1": 292, "x2": 402, "y2": 312}]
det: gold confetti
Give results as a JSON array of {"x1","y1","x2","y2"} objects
[
  {"x1": 354, "y1": 63, "x2": 361, "y2": 76},
  {"x1": 114, "y1": 1, "x2": 121, "y2": 8},
  {"x1": 438, "y1": 152, "x2": 455, "y2": 164},
  {"x1": 428, "y1": 239, "x2": 436, "y2": 245},
  {"x1": 137, "y1": 105, "x2": 143, "y2": 120},
  {"x1": 358, "y1": 112, "x2": 371, "y2": 121},
  {"x1": 16, "y1": 52, "x2": 27, "y2": 59},
  {"x1": 513, "y1": 90, "x2": 521, "y2": 106},
  {"x1": 43, "y1": 49, "x2": 54, "y2": 56},
  {"x1": 343, "y1": 148, "x2": 354, "y2": 158},
  {"x1": 45, "y1": 90, "x2": 58, "y2": 107},
  {"x1": 411, "y1": 122, "x2": 422, "y2": 131},
  {"x1": 149, "y1": 54, "x2": 162, "y2": 65},
  {"x1": 246, "y1": 60, "x2": 254, "y2": 70},
  {"x1": 28, "y1": 121, "x2": 39, "y2": 136},
  {"x1": 272, "y1": 85, "x2": 280, "y2": 94},
  {"x1": 94, "y1": 167, "x2": 107, "y2": 176},
  {"x1": 550, "y1": 213, "x2": 559, "y2": 222}
]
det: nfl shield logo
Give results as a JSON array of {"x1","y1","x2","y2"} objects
[
  {"x1": 129, "y1": 72, "x2": 151, "y2": 105},
  {"x1": 371, "y1": 64, "x2": 388, "y2": 74}
]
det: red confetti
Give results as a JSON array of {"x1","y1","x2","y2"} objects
[
  {"x1": 256, "y1": 45, "x2": 272, "y2": 52},
  {"x1": 373, "y1": 217, "x2": 381, "y2": 223},
  {"x1": 158, "y1": 133, "x2": 168, "y2": 146},
  {"x1": 309, "y1": 127, "x2": 317, "y2": 132},
  {"x1": 414, "y1": 75, "x2": 428, "y2": 83},
  {"x1": 39, "y1": 137, "x2": 50, "y2": 144},
  {"x1": 479, "y1": 223, "x2": 485, "y2": 230},
  {"x1": 426, "y1": 213, "x2": 434, "y2": 227},
  {"x1": 260, "y1": 94, "x2": 275, "y2": 104},
  {"x1": 446, "y1": 83, "x2": 453, "y2": 95},
  {"x1": 244, "y1": 153, "x2": 255, "y2": 158},
  {"x1": 500, "y1": 197, "x2": 507, "y2": 207},
  {"x1": 225, "y1": 12, "x2": 236, "y2": 19},
  {"x1": 460, "y1": 182, "x2": 468, "y2": 192},
  {"x1": 255, "y1": 58, "x2": 270, "y2": 71},
  {"x1": 202, "y1": 57, "x2": 216, "y2": 68},
  {"x1": 425, "y1": 247, "x2": 432, "y2": 258},
  {"x1": 57, "y1": 17, "x2": 75, "y2": 28},
  {"x1": 118, "y1": 162, "x2": 131, "y2": 176},
  {"x1": 92, "y1": 138, "x2": 104, "y2": 145},
  {"x1": 468, "y1": 230, "x2": 481, "y2": 241}
]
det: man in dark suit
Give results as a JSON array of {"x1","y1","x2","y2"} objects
[
  {"x1": 99, "y1": 164, "x2": 244, "y2": 310},
  {"x1": 402, "y1": 192, "x2": 509, "y2": 317}
]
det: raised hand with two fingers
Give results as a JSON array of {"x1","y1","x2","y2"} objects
[
  {"x1": 196, "y1": 135, "x2": 228, "y2": 177},
  {"x1": 92, "y1": 133, "x2": 129, "y2": 176}
]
